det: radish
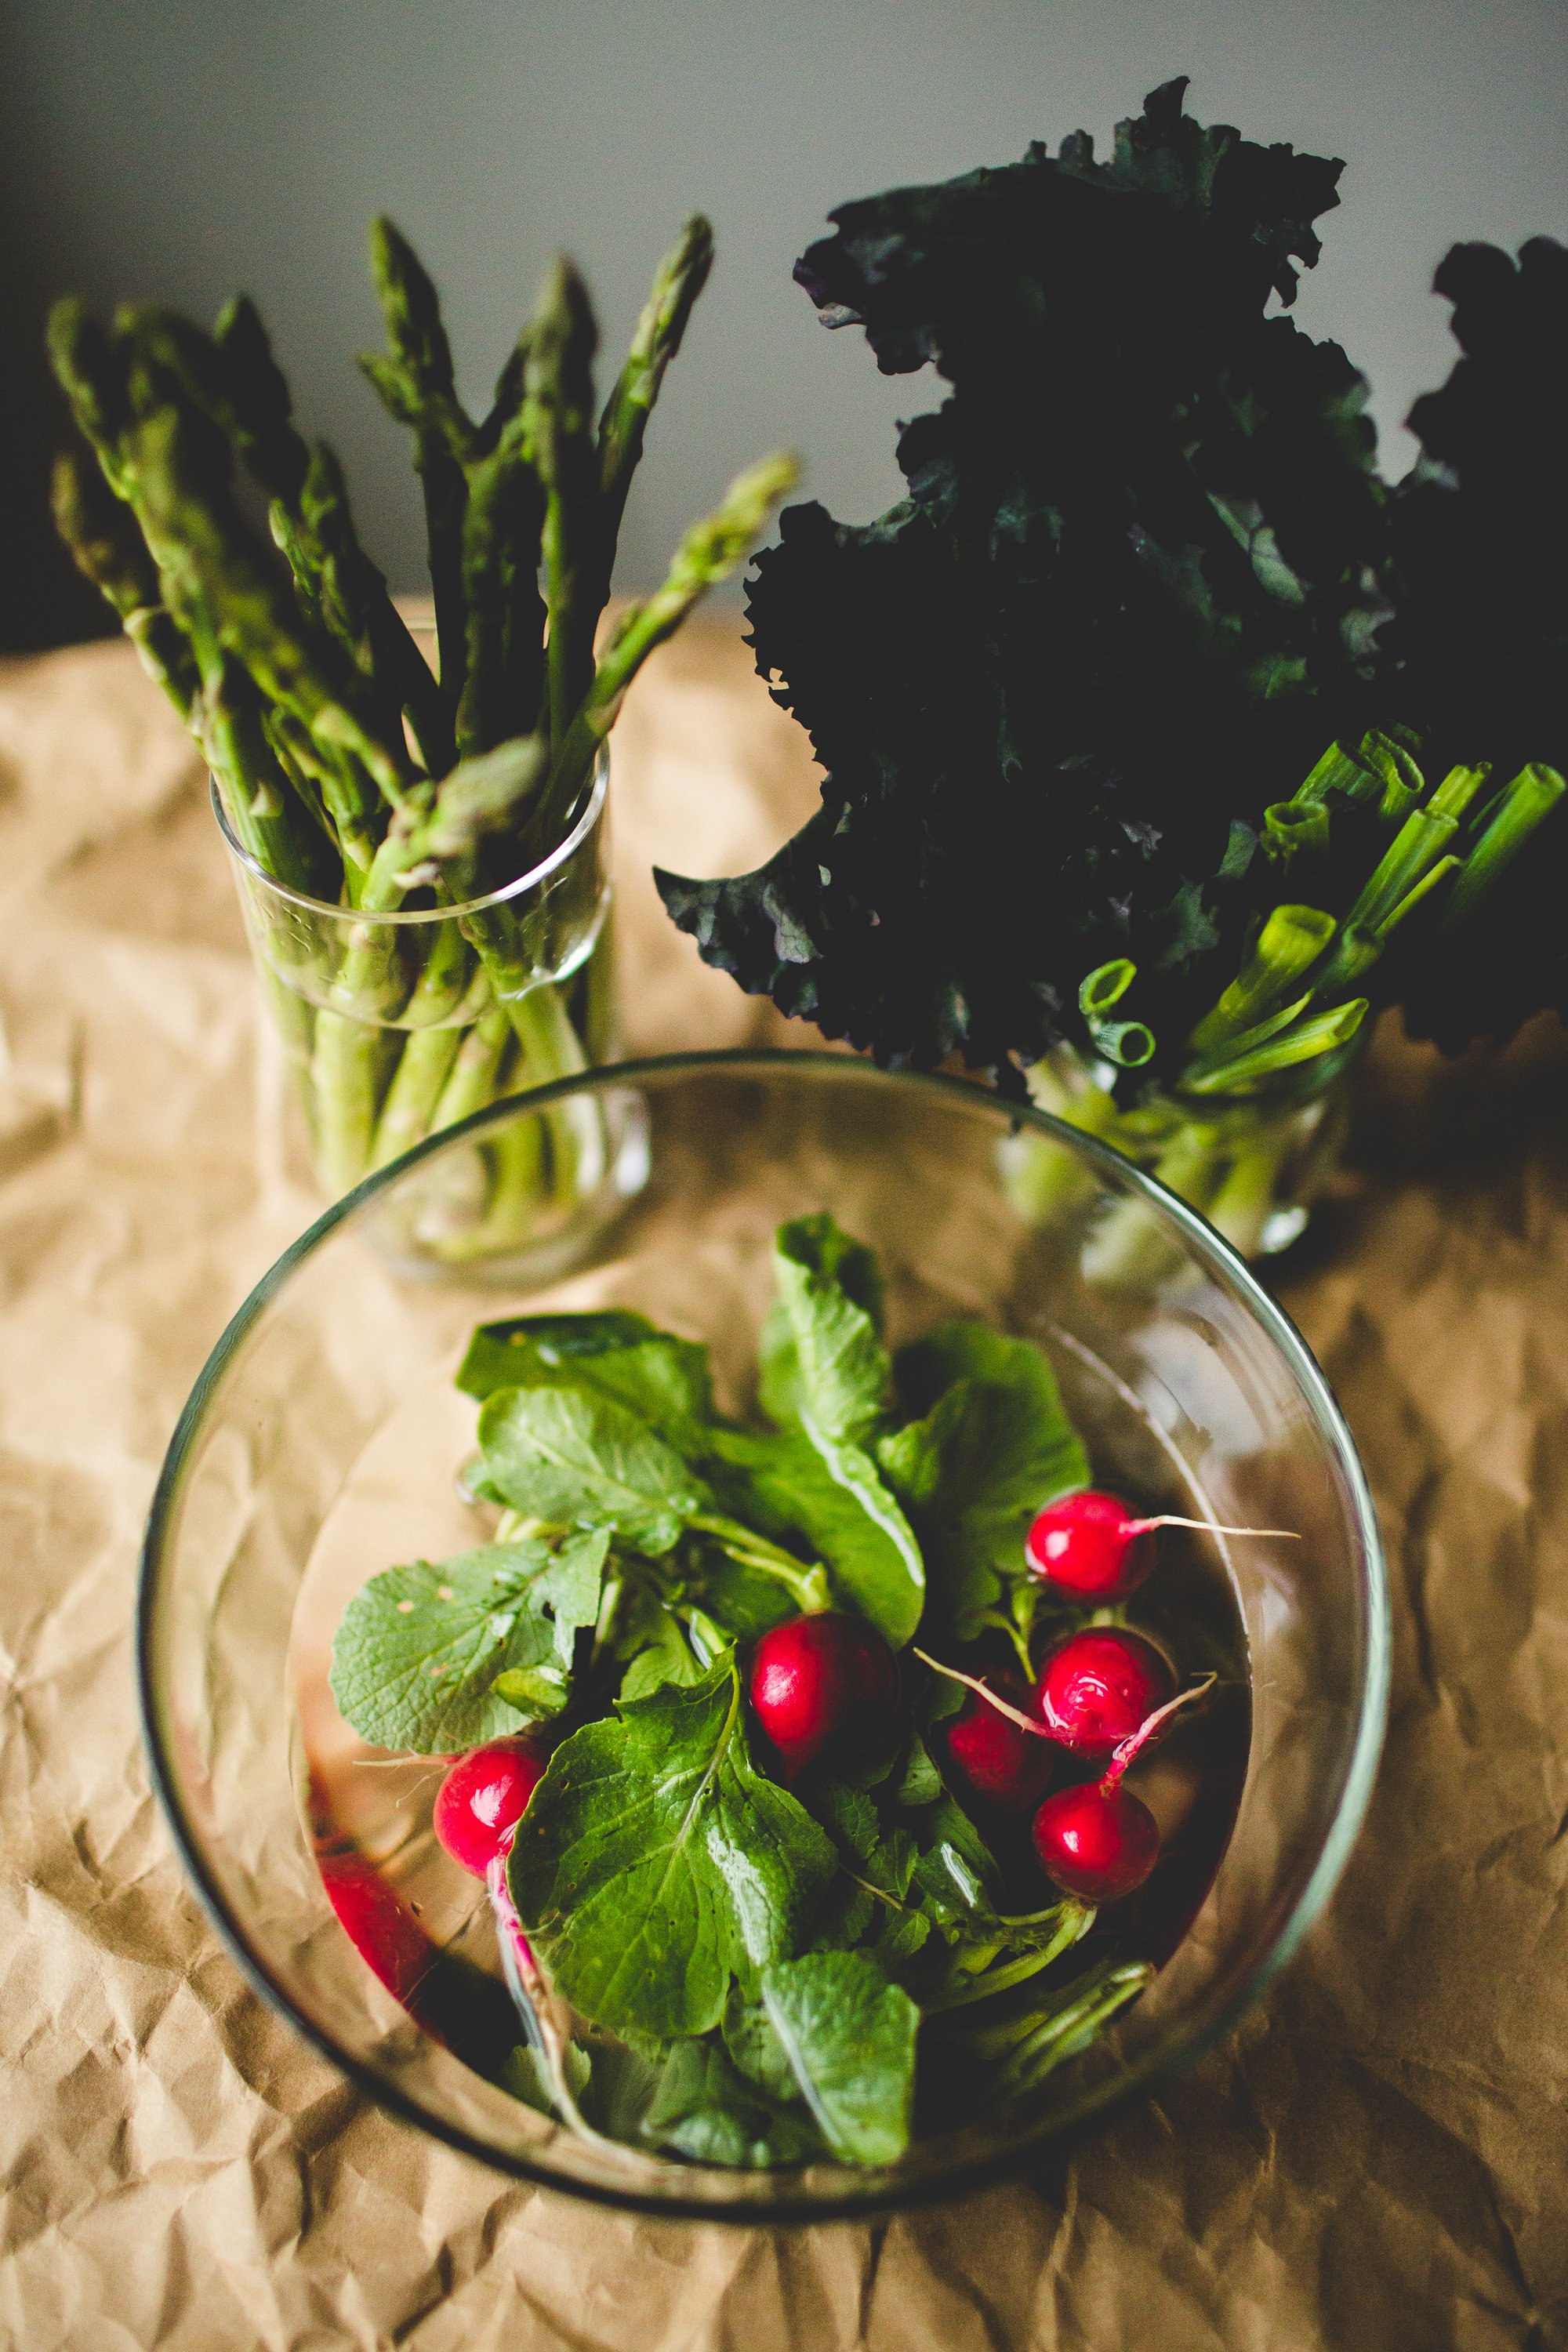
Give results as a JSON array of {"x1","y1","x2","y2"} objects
[
  {"x1": 430, "y1": 1737, "x2": 616, "y2": 2147},
  {"x1": 915, "y1": 1646, "x2": 1212, "y2": 1904},
  {"x1": 1034, "y1": 1628, "x2": 1175, "y2": 1759},
  {"x1": 1025, "y1": 1487, "x2": 1298, "y2": 1601},
  {"x1": 314, "y1": 1835, "x2": 444, "y2": 2007},
  {"x1": 307, "y1": 1773, "x2": 445, "y2": 2021},
  {"x1": 946, "y1": 1672, "x2": 1055, "y2": 1809},
  {"x1": 1031, "y1": 1668, "x2": 1219, "y2": 1901},
  {"x1": 433, "y1": 1735, "x2": 546, "y2": 1878},
  {"x1": 749, "y1": 1611, "x2": 899, "y2": 1776},
  {"x1": 1031, "y1": 1779, "x2": 1160, "y2": 1902}
]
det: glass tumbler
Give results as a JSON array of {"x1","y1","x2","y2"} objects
[
  {"x1": 1007, "y1": 1040, "x2": 1357, "y2": 1288},
  {"x1": 217, "y1": 752, "x2": 641, "y2": 1279}
]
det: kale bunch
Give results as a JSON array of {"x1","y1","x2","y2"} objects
[
  {"x1": 658, "y1": 81, "x2": 1568, "y2": 1083},
  {"x1": 658, "y1": 81, "x2": 1387, "y2": 1085},
  {"x1": 1385, "y1": 238, "x2": 1568, "y2": 1047}
]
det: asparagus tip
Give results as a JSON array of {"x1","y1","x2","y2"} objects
[
  {"x1": 45, "y1": 294, "x2": 94, "y2": 383},
  {"x1": 535, "y1": 252, "x2": 597, "y2": 339},
  {"x1": 668, "y1": 449, "x2": 801, "y2": 593}
]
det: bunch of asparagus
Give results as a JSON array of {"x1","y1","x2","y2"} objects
[{"x1": 48, "y1": 216, "x2": 795, "y2": 1212}]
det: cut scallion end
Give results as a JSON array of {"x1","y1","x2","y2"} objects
[
  {"x1": 1442, "y1": 763, "x2": 1567, "y2": 930},
  {"x1": 1186, "y1": 905, "x2": 1334, "y2": 1056},
  {"x1": 1178, "y1": 998, "x2": 1368, "y2": 1096}
]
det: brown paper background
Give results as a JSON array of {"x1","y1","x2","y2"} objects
[{"x1": 1, "y1": 619, "x2": 1565, "y2": 2350}]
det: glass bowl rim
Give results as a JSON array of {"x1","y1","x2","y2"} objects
[
  {"x1": 209, "y1": 747, "x2": 609, "y2": 927},
  {"x1": 136, "y1": 1047, "x2": 1389, "y2": 2225}
]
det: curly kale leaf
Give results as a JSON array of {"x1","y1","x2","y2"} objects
[
  {"x1": 1388, "y1": 237, "x2": 1568, "y2": 775},
  {"x1": 1387, "y1": 237, "x2": 1568, "y2": 1048},
  {"x1": 657, "y1": 80, "x2": 1388, "y2": 1083}
]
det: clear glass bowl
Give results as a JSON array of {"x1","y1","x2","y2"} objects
[{"x1": 138, "y1": 1051, "x2": 1388, "y2": 2223}]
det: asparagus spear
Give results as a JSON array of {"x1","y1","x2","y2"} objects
[
  {"x1": 208, "y1": 294, "x2": 312, "y2": 507},
  {"x1": 53, "y1": 303, "x2": 382, "y2": 818},
  {"x1": 121, "y1": 295, "x2": 452, "y2": 789},
  {"x1": 593, "y1": 216, "x2": 714, "y2": 601},
  {"x1": 49, "y1": 306, "x2": 321, "y2": 888},
  {"x1": 203, "y1": 298, "x2": 457, "y2": 775},
  {"x1": 46, "y1": 299, "x2": 134, "y2": 495},
  {"x1": 520, "y1": 260, "x2": 601, "y2": 757},
  {"x1": 456, "y1": 417, "x2": 548, "y2": 760},
  {"x1": 50, "y1": 443, "x2": 198, "y2": 717},
  {"x1": 362, "y1": 217, "x2": 474, "y2": 710},
  {"x1": 48, "y1": 205, "x2": 786, "y2": 1263},
  {"x1": 539, "y1": 448, "x2": 800, "y2": 839},
  {"x1": 194, "y1": 660, "x2": 329, "y2": 891},
  {"x1": 294, "y1": 441, "x2": 456, "y2": 775},
  {"x1": 123, "y1": 392, "x2": 400, "y2": 869},
  {"x1": 378, "y1": 733, "x2": 551, "y2": 905}
]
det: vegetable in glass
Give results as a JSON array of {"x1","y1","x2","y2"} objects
[
  {"x1": 655, "y1": 82, "x2": 1568, "y2": 1268},
  {"x1": 48, "y1": 212, "x2": 795, "y2": 1256},
  {"x1": 321, "y1": 1212, "x2": 1262, "y2": 2170}
]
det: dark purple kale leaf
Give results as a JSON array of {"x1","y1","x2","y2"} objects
[{"x1": 657, "y1": 81, "x2": 1389, "y2": 1083}]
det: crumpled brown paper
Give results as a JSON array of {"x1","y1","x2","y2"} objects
[{"x1": 1, "y1": 620, "x2": 1565, "y2": 2351}]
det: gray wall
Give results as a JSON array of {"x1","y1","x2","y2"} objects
[{"x1": 5, "y1": 0, "x2": 1566, "y2": 649}]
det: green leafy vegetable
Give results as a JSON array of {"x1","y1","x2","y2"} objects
[
  {"x1": 328, "y1": 1532, "x2": 606, "y2": 1750},
  {"x1": 331, "y1": 1214, "x2": 1204, "y2": 2174},
  {"x1": 509, "y1": 1653, "x2": 837, "y2": 2038},
  {"x1": 657, "y1": 79, "x2": 1387, "y2": 1086},
  {"x1": 711, "y1": 1424, "x2": 924, "y2": 1647},
  {"x1": 761, "y1": 1212, "x2": 890, "y2": 1441},
  {"x1": 615, "y1": 1602, "x2": 707, "y2": 1700},
  {"x1": 882, "y1": 1321, "x2": 1088, "y2": 1636},
  {"x1": 458, "y1": 1311, "x2": 714, "y2": 1448},
  {"x1": 753, "y1": 1951, "x2": 919, "y2": 2165},
  {"x1": 1387, "y1": 237, "x2": 1568, "y2": 1048},
  {"x1": 911, "y1": 1833, "x2": 998, "y2": 1925},
  {"x1": 682, "y1": 1543, "x2": 805, "y2": 1642},
  {"x1": 641, "y1": 2037, "x2": 822, "y2": 2169},
  {"x1": 655, "y1": 78, "x2": 1568, "y2": 1143},
  {"x1": 806, "y1": 1777, "x2": 880, "y2": 1865},
  {"x1": 478, "y1": 1384, "x2": 706, "y2": 1555},
  {"x1": 729, "y1": 1214, "x2": 923, "y2": 1643},
  {"x1": 891, "y1": 1733, "x2": 944, "y2": 1808}
]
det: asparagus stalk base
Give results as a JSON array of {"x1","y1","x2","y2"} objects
[
  {"x1": 287, "y1": 928, "x2": 625, "y2": 1273},
  {"x1": 227, "y1": 762, "x2": 631, "y2": 1275}
]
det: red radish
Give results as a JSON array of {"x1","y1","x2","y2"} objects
[
  {"x1": 307, "y1": 1774, "x2": 445, "y2": 2016},
  {"x1": 1025, "y1": 1490, "x2": 1157, "y2": 1599},
  {"x1": 1025, "y1": 1488, "x2": 1298, "y2": 1601},
  {"x1": 913, "y1": 1644, "x2": 1217, "y2": 1907},
  {"x1": 946, "y1": 1672, "x2": 1055, "y2": 1809},
  {"x1": 314, "y1": 1837, "x2": 443, "y2": 2007},
  {"x1": 432, "y1": 1743, "x2": 579, "y2": 2117},
  {"x1": 1032, "y1": 1779, "x2": 1160, "y2": 1903},
  {"x1": 433, "y1": 1736, "x2": 546, "y2": 1878},
  {"x1": 1035, "y1": 1628, "x2": 1175, "y2": 1759},
  {"x1": 749, "y1": 1612, "x2": 899, "y2": 1776},
  {"x1": 430, "y1": 1744, "x2": 592, "y2": 2135},
  {"x1": 425, "y1": 1756, "x2": 615, "y2": 2150}
]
